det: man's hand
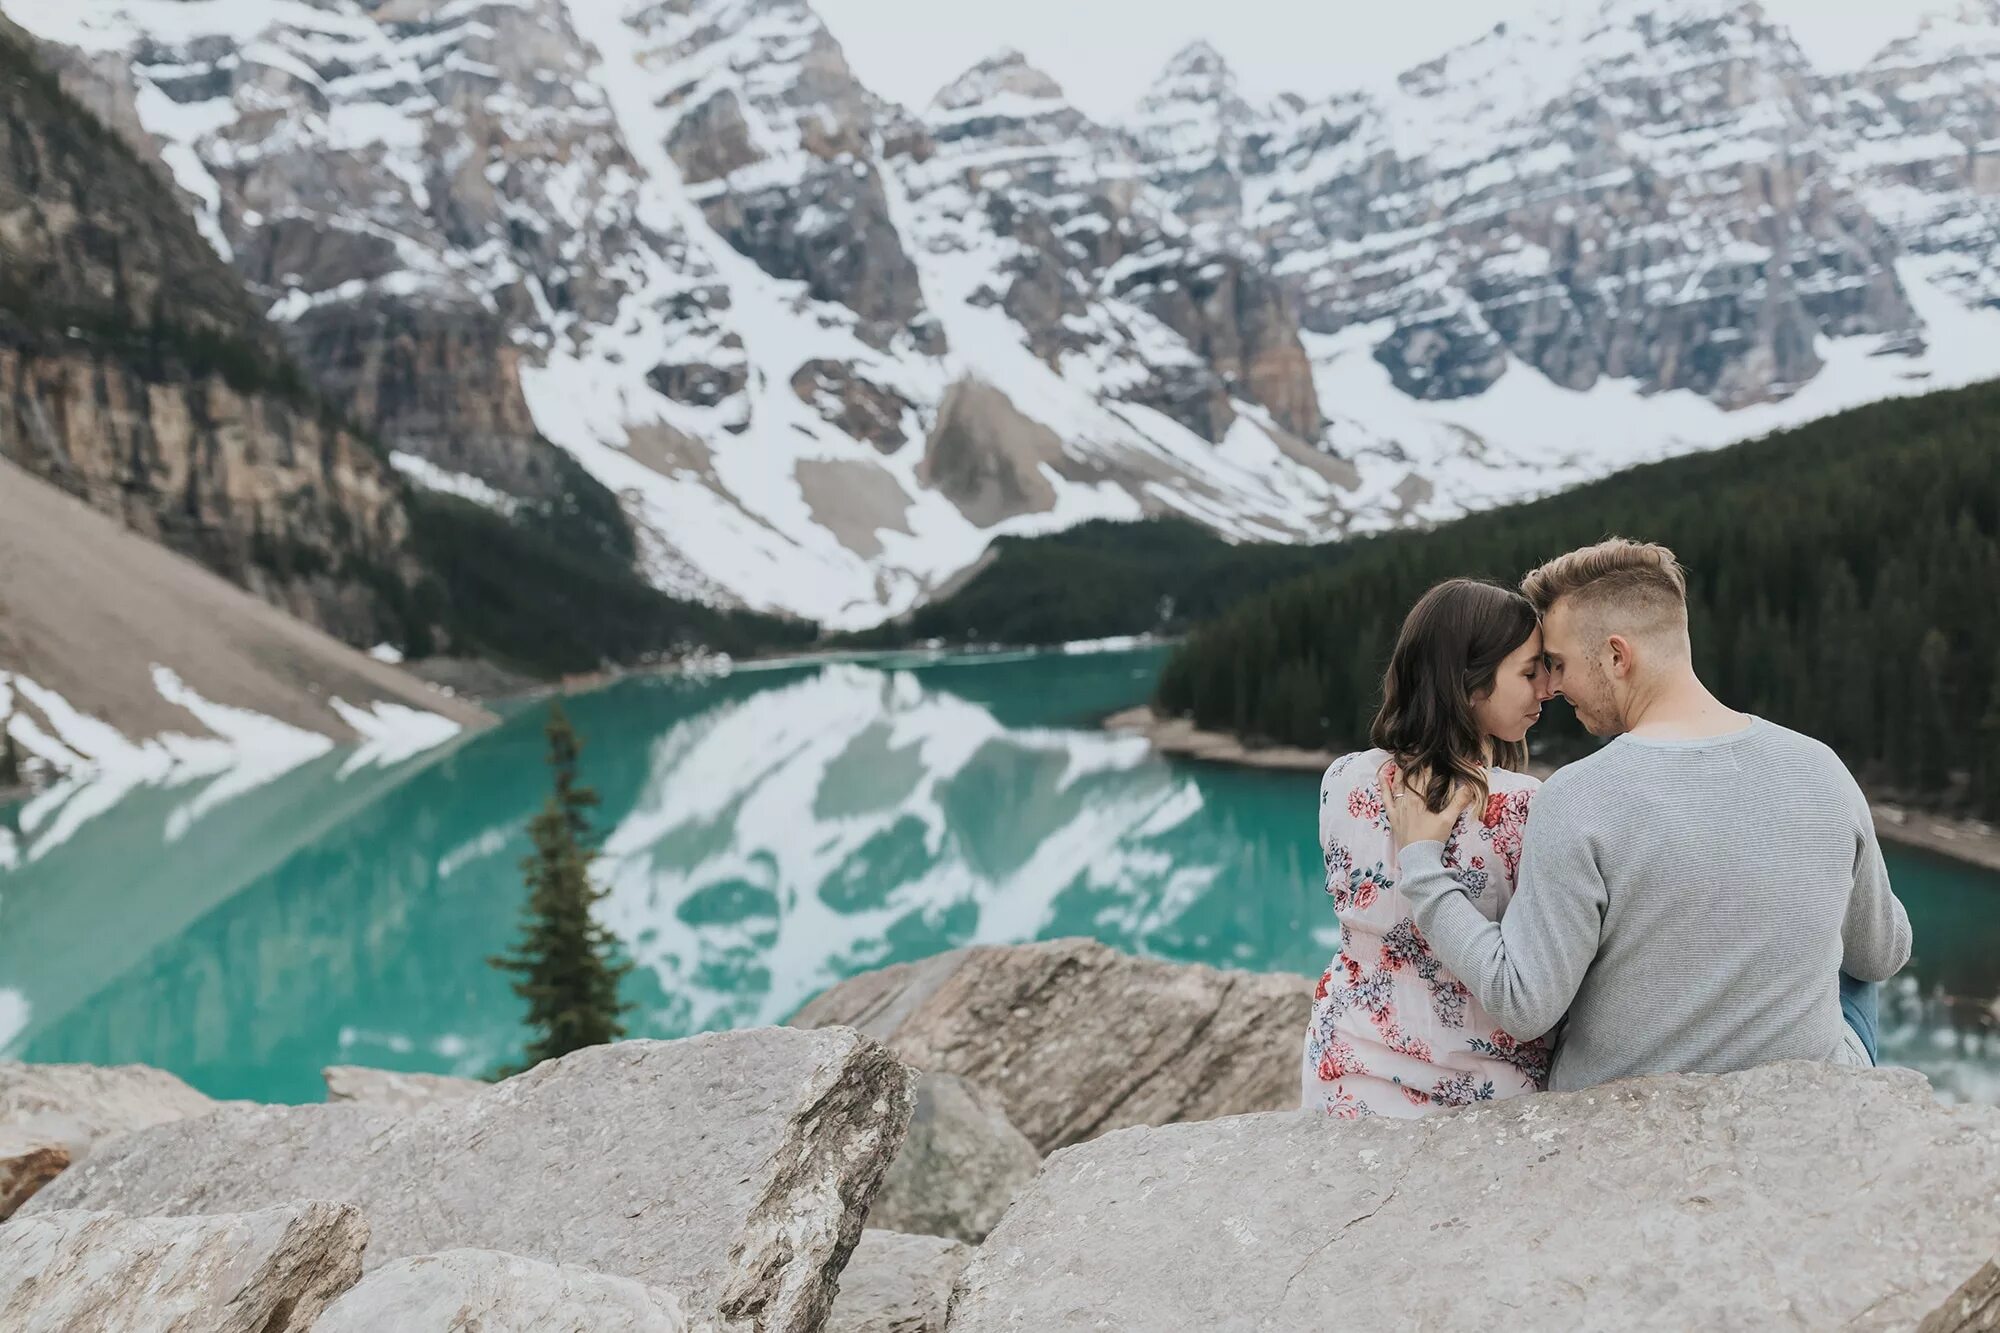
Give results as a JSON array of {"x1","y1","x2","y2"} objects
[{"x1": 1381, "y1": 761, "x2": 1477, "y2": 856}]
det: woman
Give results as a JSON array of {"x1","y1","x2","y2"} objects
[{"x1": 1302, "y1": 578, "x2": 1557, "y2": 1119}]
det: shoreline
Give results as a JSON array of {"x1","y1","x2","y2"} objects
[
  {"x1": 1105, "y1": 706, "x2": 2000, "y2": 876},
  {"x1": 459, "y1": 634, "x2": 1179, "y2": 706}
]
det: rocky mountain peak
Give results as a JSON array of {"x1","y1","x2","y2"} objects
[
  {"x1": 1150, "y1": 39, "x2": 1235, "y2": 92},
  {"x1": 1393, "y1": 0, "x2": 1810, "y2": 137},
  {"x1": 1135, "y1": 38, "x2": 1254, "y2": 128},
  {"x1": 1868, "y1": 0, "x2": 2000, "y2": 67},
  {"x1": 931, "y1": 48, "x2": 1068, "y2": 114},
  {"x1": 1128, "y1": 40, "x2": 1259, "y2": 233}
]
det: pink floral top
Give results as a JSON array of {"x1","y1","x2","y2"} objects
[{"x1": 1301, "y1": 749, "x2": 1551, "y2": 1119}]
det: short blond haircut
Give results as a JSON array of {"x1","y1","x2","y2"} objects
[{"x1": 1521, "y1": 538, "x2": 1689, "y2": 640}]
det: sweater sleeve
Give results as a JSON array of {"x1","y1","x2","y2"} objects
[
  {"x1": 1395, "y1": 780, "x2": 1607, "y2": 1041},
  {"x1": 1840, "y1": 789, "x2": 1913, "y2": 983}
]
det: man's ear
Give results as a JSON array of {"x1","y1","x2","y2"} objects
[{"x1": 1605, "y1": 633, "x2": 1634, "y2": 678}]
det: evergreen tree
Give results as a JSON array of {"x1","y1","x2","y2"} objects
[
  {"x1": 1977, "y1": 663, "x2": 2000, "y2": 819},
  {"x1": 1149, "y1": 377, "x2": 2000, "y2": 809},
  {"x1": 0, "y1": 726, "x2": 19, "y2": 790},
  {"x1": 491, "y1": 702, "x2": 632, "y2": 1076}
]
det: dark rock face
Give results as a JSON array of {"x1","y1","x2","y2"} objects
[
  {"x1": 651, "y1": 346, "x2": 751, "y2": 413},
  {"x1": 703, "y1": 163, "x2": 928, "y2": 350},
  {"x1": 1119, "y1": 257, "x2": 1323, "y2": 438},
  {"x1": 0, "y1": 25, "x2": 417, "y2": 642},
  {"x1": 1371, "y1": 313, "x2": 1510, "y2": 402},
  {"x1": 1834, "y1": 3, "x2": 2000, "y2": 313},
  {"x1": 294, "y1": 302, "x2": 572, "y2": 503},
  {"x1": 0, "y1": 347, "x2": 411, "y2": 645},
  {"x1": 1225, "y1": 7, "x2": 1925, "y2": 409},
  {"x1": 790, "y1": 361, "x2": 916, "y2": 452},
  {"x1": 652, "y1": 0, "x2": 936, "y2": 353}
]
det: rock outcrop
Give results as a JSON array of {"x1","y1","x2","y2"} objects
[
  {"x1": 867, "y1": 1074, "x2": 1039, "y2": 1245},
  {"x1": 0, "y1": 1202, "x2": 366, "y2": 1333},
  {"x1": 26, "y1": 1030, "x2": 916, "y2": 1333},
  {"x1": 792, "y1": 937, "x2": 1312, "y2": 1154},
  {"x1": 315, "y1": 1249, "x2": 688, "y2": 1333},
  {"x1": 0, "y1": 1133, "x2": 67, "y2": 1220},
  {"x1": 0, "y1": 25, "x2": 420, "y2": 644},
  {"x1": 0, "y1": 1060, "x2": 218, "y2": 1213},
  {"x1": 825, "y1": 1230, "x2": 968, "y2": 1333},
  {"x1": 1923, "y1": 1258, "x2": 2000, "y2": 1333},
  {"x1": 948, "y1": 1063, "x2": 2000, "y2": 1330},
  {"x1": 320, "y1": 1065, "x2": 483, "y2": 1113}
]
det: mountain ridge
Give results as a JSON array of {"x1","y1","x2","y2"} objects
[{"x1": 11, "y1": 0, "x2": 2000, "y2": 630}]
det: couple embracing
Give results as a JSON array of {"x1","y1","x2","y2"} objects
[{"x1": 1303, "y1": 537, "x2": 1912, "y2": 1118}]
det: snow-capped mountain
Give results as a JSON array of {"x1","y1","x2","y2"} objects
[{"x1": 17, "y1": 0, "x2": 2000, "y2": 630}]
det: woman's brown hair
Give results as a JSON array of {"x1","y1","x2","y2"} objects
[{"x1": 1369, "y1": 578, "x2": 1539, "y2": 814}]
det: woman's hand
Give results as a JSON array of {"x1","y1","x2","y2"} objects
[{"x1": 1380, "y1": 762, "x2": 1477, "y2": 855}]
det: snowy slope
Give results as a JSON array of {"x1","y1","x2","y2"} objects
[
  {"x1": 0, "y1": 458, "x2": 477, "y2": 842},
  {"x1": 16, "y1": 0, "x2": 2000, "y2": 629}
]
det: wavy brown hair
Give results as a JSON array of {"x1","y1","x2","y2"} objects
[{"x1": 1369, "y1": 578, "x2": 1540, "y2": 814}]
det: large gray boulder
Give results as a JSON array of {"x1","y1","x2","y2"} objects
[
  {"x1": 321, "y1": 1064, "x2": 483, "y2": 1113},
  {"x1": 825, "y1": 1230, "x2": 968, "y2": 1333},
  {"x1": 0, "y1": 1060, "x2": 217, "y2": 1152},
  {"x1": 316, "y1": 1249, "x2": 689, "y2": 1333},
  {"x1": 949, "y1": 1064, "x2": 2000, "y2": 1331},
  {"x1": 28, "y1": 1029, "x2": 916, "y2": 1333},
  {"x1": 793, "y1": 938, "x2": 1311, "y2": 1154},
  {"x1": 868, "y1": 1074, "x2": 1038, "y2": 1244},
  {"x1": 0, "y1": 1201, "x2": 365, "y2": 1332},
  {"x1": 1924, "y1": 1259, "x2": 2000, "y2": 1333},
  {"x1": 0, "y1": 1061, "x2": 221, "y2": 1218}
]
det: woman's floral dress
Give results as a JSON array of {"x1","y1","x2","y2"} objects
[{"x1": 1301, "y1": 749, "x2": 1551, "y2": 1119}]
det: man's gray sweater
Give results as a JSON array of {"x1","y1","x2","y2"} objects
[{"x1": 1397, "y1": 718, "x2": 1913, "y2": 1092}]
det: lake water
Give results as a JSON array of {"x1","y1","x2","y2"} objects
[{"x1": 2, "y1": 647, "x2": 1995, "y2": 1105}]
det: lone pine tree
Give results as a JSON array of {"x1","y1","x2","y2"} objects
[{"x1": 491, "y1": 701, "x2": 632, "y2": 1076}]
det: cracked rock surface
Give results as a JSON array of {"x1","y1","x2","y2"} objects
[
  {"x1": 0, "y1": 1202, "x2": 365, "y2": 1333},
  {"x1": 947, "y1": 1063, "x2": 2000, "y2": 1331},
  {"x1": 792, "y1": 937, "x2": 1311, "y2": 1155},
  {"x1": 26, "y1": 1030, "x2": 914, "y2": 1333}
]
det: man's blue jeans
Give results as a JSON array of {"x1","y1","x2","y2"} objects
[{"x1": 1839, "y1": 972, "x2": 1880, "y2": 1065}]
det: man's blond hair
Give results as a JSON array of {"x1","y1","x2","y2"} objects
[{"x1": 1521, "y1": 538, "x2": 1689, "y2": 642}]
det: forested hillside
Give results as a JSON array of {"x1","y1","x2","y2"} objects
[
  {"x1": 1154, "y1": 380, "x2": 2000, "y2": 814},
  {"x1": 843, "y1": 520, "x2": 1334, "y2": 648}
]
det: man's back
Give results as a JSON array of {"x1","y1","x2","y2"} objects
[{"x1": 1529, "y1": 719, "x2": 1910, "y2": 1090}]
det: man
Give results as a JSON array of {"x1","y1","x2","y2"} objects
[{"x1": 1386, "y1": 537, "x2": 1911, "y2": 1091}]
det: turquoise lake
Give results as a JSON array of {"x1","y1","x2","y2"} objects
[{"x1": 2, "y1": 647, "x2": 1995, "y2": 1104}]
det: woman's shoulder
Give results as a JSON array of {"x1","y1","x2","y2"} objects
[
  {"x1": 1320, "y1": 748, "x2": 1387, "y2": 791},
  {"x1": 1490, "y1": 765, "x2": 1542, "y2": 796}
]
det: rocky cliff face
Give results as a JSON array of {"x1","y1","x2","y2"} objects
[
  {"x1": 1836, "y1": 1, "x2": 2000, "y2": 314},
  {"x1": 16, "y1": 0, "x2": 2000, "y2": 629},
  {"x1": 0, "y1": 25, "x2": 418, "y2": 644},
  {"x1": 1216, "y1": 0, "x2": 1919, "y2": 408}
]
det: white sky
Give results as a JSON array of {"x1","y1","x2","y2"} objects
[{"x1": 813, "y1": 1, "x2": 1932, "y2": 121}]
